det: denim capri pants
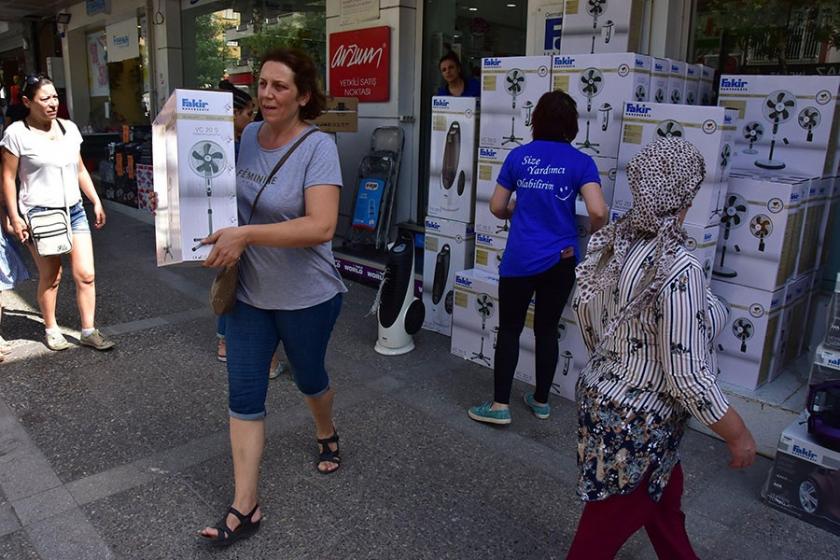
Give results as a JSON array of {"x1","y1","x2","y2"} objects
[{"x1": 225, "y1": 293, "x2": 342, "y2": 420}]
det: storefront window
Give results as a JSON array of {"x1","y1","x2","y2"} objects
[
  {"x1": 182, "y1": 1, "x2": 327, "y2": 97},
  {"x1": 418, "y1": 1, "x2": 528, "y2": 219}
]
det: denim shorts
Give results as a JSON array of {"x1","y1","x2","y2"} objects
[
  {"x1": 224, "y1": 293, "x2": 343, "y2": 420},
  {"x1": 28, "y1": 201, "x2": 90, "y2": 233}
]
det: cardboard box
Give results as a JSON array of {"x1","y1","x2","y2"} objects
[
  {"x1": 480, "y1": 56, "x2": 552, "y2": 149},
  {"x1": 451, "y1": 269, "x2": 535, "y2": 376},
  {"x1": 613, "y1": 102, "x2": 736, "y2": 227},
  {"x1": 819, "y1": 177, "x2": 840, "y2": 271},
  {"x1": 422, "y1": 218, "x2": 475, "y2": 336},
  {"x1": 712, "y1": 280, "x2": 786, "y2": 390},
  {"x1": 718, "y1": 74, "x2": 840, "y2": 177},
  {"x1": 312, "y1": 96, "x2": 358, "y2": 133},
  {"x1": 551, "y1": 52, "x2": 652, "y2": 158},
  {"x1": 152, "y1": 89, "x2": 238, "y2": 265},
  {"x1": 559, "y1": 0, "x2": 644, "y2": 55},
  {"x1": 668, "y1": 60, "x2": 687, "y2": 104},
  {"x1": 712, "y1": 173, "x2": 808, "y2": 291},
  {"x1": 427, "y1": 96, "x2": 479, "y2": 223},
  {"x1": 575, "y1": 156, "x2": 617, "y2": 216},
  {"x1": 475, "y1": 146, "x2": 513, "y2": 238},
  {"x1": 782, "y1": 272, "x2": 815, "y2": 364},
  {"x1": 763, "y1": 414, "x2": 840, "y2": 536},
  {"x1": 798, "y1": 177, "x2": 831, "y2": 276},
  {"x1": 685, "y1": 64, "x2": 702, "y2": 106},
  {"x1": 651, "y1": 58, "x2": 670, "y2": 104},
  {"x1": 811, "y1": 343, "x2": 840, "y2": 386},
  {"x1": 700, "y1": 65, "x2": 716, "y2": 106}
]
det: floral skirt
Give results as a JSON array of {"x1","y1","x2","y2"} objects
[{"x1": 575, "y1": 379, "x2": 688, "y2": 503}]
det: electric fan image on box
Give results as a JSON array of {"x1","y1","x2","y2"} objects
[
  {"x1": 471, "y1": 293, "x2": 496, "y2": 366},
  {"x1": 441, "y1": 122, "x2": 464, "y2": 212},
  {"x1": 655, "y1": 86, "x2": 665, "y2": 103},
  {"x1": 670, "y1": 86, "x2": 681, "y2": 104},
  {"x1": 732, "y1": 317, "x2": 754, "y2": 353},
  {"x1": 431, "y1": 244, "x2": 451, "y2": 316},
  {"x1": 375, "y1": 232, "x2": 425, "y2": 355},
  {"x1": 634, "y1": 84, "x2": 647, "y2": 102},
  {"x1": 189, "y1": 140, "x2": 226, "y2": 247},
  {"x1": 586, "y1": 0, "x2": 607, "y2": 53},
  {"x1": 577, "y1": 68, "x2": 604, "y2": 154},
  {"x1": 749, "y1": 214, "x2": 772, "y2": 252},
  {"x1": 713, "y1": 193, "x2": 748, "y2": 279},
  {"x1": 656, "y1": 120, "x2": 684, "y2": 139},
  {"x1": 686, "y1": 89, "x2": 696, "y2": 105},
  {"x1": 798, "y1": 106, "x2": 820, "y2": 142},
  {"x1": 755, "y1": 90, "x2": 796, "y2": 170},
  {"x1": 502, "y1": 69, "x2": 526, "y2": 146},
  {"x1": 743, "y1": 122, "x2": 764, "y2": 154},
  {"x1": 599, "y1": 103, "x2": 613, "y2": 132}
]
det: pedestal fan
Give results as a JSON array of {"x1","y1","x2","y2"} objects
[
  {"x1": 713, "y1": 193, "x2": 748, "y2": 278},
  {"x1": 634, "y1": 84, "x2": 647, "y2": 102},
  {"x1": 732, "y1": 317, "x2": 754, "y2": 353},
  {"x1": 586, "y1": 0, "x2": 607, "y2": 53},
  {"x1": 798, "y1": 106, "x2": 820, "y2": 143},
  {"x1": 742, "y1": 122, "x2": 764, "y2": 154},
  {"x1": 749, "y1": 214, "x2": 772, "y2": 252},
  {"x1": 471, "y1": 293, "x2": 496, "y2": 367},
  {"x1": 755, "y1": 90, "x2": 795, "y2": 170},
  {"x1": 502, "y1": 69, "x2": 526, "y2": 146},
  {"x1": 189, "y1": 140, "x2": 226, "y2": 246},
  {"x1": 576, "y1": 68, "x2": 604, "y2": 154}
]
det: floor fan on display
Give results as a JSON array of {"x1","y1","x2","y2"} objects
[
  {"x1": 471, "y1": 293, "x2": 496, "y2": 367},
  {"x1": 586, "y1": 0, "x2": 608, "y2": 53},
  {"x1": 733, "y1": 317, "x2": 754, "y2": 353},
  {"x1": 189, "y1": 140, "x2": 226, "y2": 247},
  {"x1": 713, "y1": 193, "x2": 748, "y2": 279},
  {"x1": 798, "y1": 106, "x2": 821, "y2": 142},
  {"x1": 577, "y1": 68, "x2": 604, "y2": 154},
  {"x1": 374, "y1": 232, "x2": 425, "y2": 356},
  {"x1": 743, "y1": 122, "x2": 764, "y2": 154},
  {"x1": 502, "y1": 69, "x2": 526, "y2": 146},
  {"x1": 749, "y1": 215, "x2": 772, "y2": 252},
  {"x1": 656, "y1": 120, "x2": 684, "y2": 139},
  {"x1": 431, "y1": 244, "x2": 451, "y2": 316},
  {"x1": 441, "y1": 122, "x2": 464, "y2": 212},
  {"x1": 755, "y1": 90, "x2": 796, "y2": 170}
]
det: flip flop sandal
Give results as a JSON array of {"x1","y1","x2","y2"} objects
[
  {"x1": 316, "y1": 431, "x2": 341, "y2": 475},
  {"x1": 197, "y1": 503, "x2": 261, "y2": 547}
]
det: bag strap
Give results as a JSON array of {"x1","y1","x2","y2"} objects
[{"x1": 246, "y1": 127, "x2": 319, "y2": 225}]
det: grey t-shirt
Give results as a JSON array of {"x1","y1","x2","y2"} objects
[{"x1": 235, "y1": 123, "x2": 347, "y2": 310}]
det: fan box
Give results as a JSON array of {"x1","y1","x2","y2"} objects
[
  {"x1": 711, "y1": 280, "x2": 786, "y2": 390},
  {"x1": 798, "y1": 176, "x2": 832, "y2": 276},
  {"x1": 685, "y1": 64, "x2": 702, "y2": 106},
  {"x1": 474, "y1": 216, "x2": 592, "y2": 276},
  {"x1": 700, "y1": 65, "x2": 715, "y2": 106},
  {"x1": 551, "y1": 52, "x2": 652, "y2": 159},
  {"x1": 718, "y1": 74, "x2": 840, "y2": 177},
  {"x1": 612, "y1": 102, "x2": 736, "y2": 228},
  {"x1": 480, "y1": 56, "x2": 552, "y2": 149},
  {"x1": 811, "y1": 343, "x2": 840, "y2": 387},
  {"x1": 651, "y1": 58, "x2": 670, "y2": 104},
  {"x1": 427, "y1": 96, "x2": 478, "y2": 223},
  {"x1": 450, "y1": 268, "x2": 535, "y2": 378},
  {"x1": 819, "y1": 177, "x2": 840, "y2": 271},
  {"x1": 422, "y1": 218, "x2": 475, "y2": 336},
  {"x1": 558, "y1": 0, "x2": 644, "y2": 55},
  {"x1": 781, "y1": 272, "x2": 814, "y2": 365},
  {"x1": 611, "y1": 209, "x2": 718, "y2": 282},
  {"x1": 574, "y1": 156, "x2": 617, "y2": 216},
  {"x1": 475, "y1": 146, "x2": 513, "y2": 238},
  {"x1": 152, "y1": 89, "x2": 237, "y2": 266},
  {"x1": 763, "y1": 414, "x2": 840, "y2": 537},
  {"x1": 668, "y1": 60, "x2": 687, "y2": 104},
  {"x1": 711, "y1": 173, "x2": 808, "y2": 292}
]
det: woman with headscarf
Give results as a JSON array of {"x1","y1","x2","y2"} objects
[{"x1": 566, "y1": 137, "x2": 756, "y2": 559}]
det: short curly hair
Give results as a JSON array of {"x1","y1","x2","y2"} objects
[
  {"x1": 531, "y1": 90, "x2": 579, "y2": 143},
  {"x1": 259, "y1": 48, "x2": 326, "y2": 121}
]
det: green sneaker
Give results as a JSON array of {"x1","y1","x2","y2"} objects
[
  {"x1": 467, "y1": 401, "x2": 511, "y2": 425},
  {"x1": 523, "y1": 393, "x2": 551, "y2": 420},
  {"x1": 45, "y1": 331, "x2": 71, "y2": 351},
  {"x1": 79, "y1": 329, "x2": 115, "y2": 351}
]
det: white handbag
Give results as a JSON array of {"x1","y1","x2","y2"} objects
[{"x1": 26, "y1": 168, "x2": 73, "y2": 257}]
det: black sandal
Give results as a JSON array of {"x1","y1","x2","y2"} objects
[
  {"x1": 198, "y1": 503, "x2": 261, "y2": 547},
  {"x1": 316, "y1": 431, "x2": 341, "y2": 475}
]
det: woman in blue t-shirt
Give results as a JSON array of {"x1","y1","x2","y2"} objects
[
  {"x1": 468, "y1": 90, "x2": 608, "y2": 425},
  {"x1": 436, "y1": 52, "x2": 481, "y2": 98}
]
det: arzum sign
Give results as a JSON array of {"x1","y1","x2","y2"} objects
[{"x1": 328, "y1": 26, "x2": 390, "y2": 102}]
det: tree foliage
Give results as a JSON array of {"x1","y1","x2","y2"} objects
[
  {"x1": 239, "y1": 12, "x2": 327, "y2": 78},
  {"x1": 194, "y1": 14, "x2": 232, "y2": 88}
]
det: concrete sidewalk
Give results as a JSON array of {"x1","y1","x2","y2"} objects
[{"x1": 0, "y1": 202, "x2": 836, "y2": 559}]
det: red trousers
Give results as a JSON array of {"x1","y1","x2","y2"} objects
[{"x1": 566, "y1": 463, "x2": 698, "y2": 560}]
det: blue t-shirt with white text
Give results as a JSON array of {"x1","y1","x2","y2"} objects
[{"x1": 497, "y1": 140, "x2": 600, "y2": 277}]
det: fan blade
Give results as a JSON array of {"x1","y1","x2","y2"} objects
[
  {"x1": 766, "y1": 99, "x2": 775, "y2": 109},
  {"x1": 210, "y1": 162, "x2": 219, "y2": 174},
  {"x1": 736, "y1": 205, "x2": 747, "y2": 212},
  {"x1": 192, "y1": 151, "x2": 203, "y2": 160},
  {"x1": 210, "y1": 151, "x2": 224, "y2": 159},
  {"x1": 203, "y1": 143, "x2": 212, "y2": 154}
]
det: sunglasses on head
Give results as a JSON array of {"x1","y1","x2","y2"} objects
[{"x1": 25, "y1": 74, "x2": 49, "y2": 86}]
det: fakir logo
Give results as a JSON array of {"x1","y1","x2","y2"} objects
[
  {"x1": 425, "y1": 220, "x2": 441, "y2": 230},
  {"x1": 181, "y1": 98, "x2": 209, "y2": 111},
  {"x1": 479, "y1": 147, "x2": 498, "y2": 158},
  {"x1": 625, "y1": 103, "x2": 651, "y2": 116},
  {"x1": 330, "y1": 43, "x2": 385, "y2": 69},
  {"x1": 720, "y1": 78, "x2": 749, "y2": 90},
  {"x1": 483, "y1": 58, "x2": 502, "y2": 67},
  {"x1": 433, "y1": 98, "x2": 450, "y2": 108},
  {"x1": 635, "y1": 57, "x2": 645, "y2": 67},
  {"x1": 455, "y1": 276, "x2": 473, "y2": 288},
  {"x1": 553, "y1": 56, "x2": 575, "y2": 67},
  {"x1": 477, "y1": 234, "x2": 493, "y2": 244},
  {"x1": 791, "y1": 444, "x2": 818, "y2": 462}
]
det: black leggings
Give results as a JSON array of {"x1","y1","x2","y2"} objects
[{"x1": 493, "y1": 257, "x2": 576, "y2": 404}]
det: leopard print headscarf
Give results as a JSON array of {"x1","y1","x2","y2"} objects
[{"x1": 575, "y1": 137, "x2": 705, "y2": 340}]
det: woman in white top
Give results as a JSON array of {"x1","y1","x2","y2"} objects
[{"x1": 0, "y1": 75, "x2": 114, "y2": 351}]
